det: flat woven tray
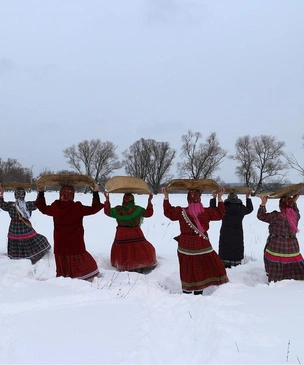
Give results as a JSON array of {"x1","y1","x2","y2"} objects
[
  {"x1": 262, "y1": 183, "x2": 304, "y2": 199},
  {"x1": 105, "y1": 176, "x2": 151, "y2": 194},
  {"x1": 224, "y1": 186, "x2": 252, "y2": 195},
  {"x1": 1, "y1": 182, "x2": 36, "y2": 189},
  {"x1": 166, "y1": 179, "x2": 219, "y2": 191},
  {"x1": 36, "y1": 174, "x2": 96, "y2": 187}
]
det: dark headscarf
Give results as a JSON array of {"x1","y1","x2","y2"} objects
[
  {"x1": 60, "y1": 186, "x2": 75, "y2": 201},
  {"x1": 224, "y1": 192, "x2": 242, "y2": 204}
]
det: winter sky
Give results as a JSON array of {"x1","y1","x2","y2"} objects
[{"x1": 0, "y1": 1, "x2": 303, "y2": 183}]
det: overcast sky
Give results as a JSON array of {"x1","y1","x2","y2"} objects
[{"x1": 0, "y1": 0, "x2": 303, "y2": 183}]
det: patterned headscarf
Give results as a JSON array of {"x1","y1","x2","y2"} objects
[
  {"x1": 116, "y1": 193, "x2": 136, "y2": 215},
  {"x1": 60, "y1": 186, "x2": 75, "y2": 201},
  {"x1": 187, "y1": 189, "x2": 201, "y2": 203},
  {"x1": 279, "y1": 196, "x2": 299, "y2": 233},
  {"x1": 279, "y1": 196, "x2": 294, "y2": 209},
  {"x1": 14, "y1": 188, "x2": 26, "y2": 200}
]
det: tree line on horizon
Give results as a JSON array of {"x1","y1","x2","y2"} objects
[{"x1": 0, "y1": 130, "x2": 303, "y2": 195}]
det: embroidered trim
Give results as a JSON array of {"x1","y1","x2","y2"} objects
[{"x1": 181, "y1": 209, "x2": 209, "y2": 241}]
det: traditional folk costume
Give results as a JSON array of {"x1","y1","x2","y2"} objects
[
  {"x1": 210, "y1": 193, "x2": 253, "y2": 268},
  {"x1": 0, "y1": 188, "x2": 51, "y2": 264},
  {"x1": 163, "y1": 189, "x2": 228, "y2": 294},
  {"x1": 257, "y1": 196, "x2": 304, "y2": 282},
  {"x1": 104, "y1": 193, "x2": 157, "y2": 273},
  {"x1": 35, "y1": 186, "x2": 104, "y2": 280}
]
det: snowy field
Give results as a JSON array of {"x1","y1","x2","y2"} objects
[{"x1": 0, "y1": 191, "x2": 304, "y2": 364}]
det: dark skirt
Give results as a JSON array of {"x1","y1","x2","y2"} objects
[
  {"x1": 8, "y1": 231, "x2": 51, "y2": 264},
  {"x1": 55, "y1": 252, "x2": 99, "y2": 280},
  {"x1": 111, "y1": 226, "x2": 157, "y2": 271},
  {"x1": 178, "y1": 250, "x2": 228, "y2": 292}
]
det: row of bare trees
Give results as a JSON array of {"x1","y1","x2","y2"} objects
[{"x1": 1, "y1": 132, "x2": 303, "y2": 194}]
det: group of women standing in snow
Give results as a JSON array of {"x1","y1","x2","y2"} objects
[{"x1": 0, "y1": 182, "x2": 303, "y2": 292}]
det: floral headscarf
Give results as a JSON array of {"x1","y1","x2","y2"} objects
[{"x1": 116, "y1": 193, "x2": 136, "y2": 215}]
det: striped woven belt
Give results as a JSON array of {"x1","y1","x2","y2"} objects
[{"x1": 178, "y1": 246, "x2": 214, "y2": 256}]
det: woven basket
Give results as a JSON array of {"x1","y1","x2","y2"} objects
[
  {"x1": 105, "y1": 176, "x2": 151, "y2": 194},
  {"x1": 265, "y1": 183, "x2": 304, "y2": 199},
  {"x1": 224, "y1": 186, "x2": 252, "y2": 195},
  {"x1": 36, "y1": 174, "x2": 96, "y2": 187},
  {"x1": 1, "y1": 182, "x2": 36, "y2": 189},
  {"x1": 166, "y1": 179, "x2": 219, "y2": 191}
]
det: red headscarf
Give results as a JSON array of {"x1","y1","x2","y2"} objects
[
  {"x1": 186, "y1": 189, "x2": 205, "y2": 232},
  {"x1": 279, "y1": 196, "x2": 299, "y2": 233},
  {"x1": 60, "y1": 186, "x2": 75, "y2": 201},
  {"x1": 187, "y1": 189, "x2": 201, "y2": 203}
]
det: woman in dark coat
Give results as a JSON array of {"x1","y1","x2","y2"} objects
[
  {"x1": 35, "y1": 184, "x2": 104, "y2": 280},
  {"x1": 257, "y1": 193, "x2": 304, "y2": 282},
  {"x1": 210, "y1": 192, "x2": 253, "y2": 268},
  {"x1": 0, "y1": 186, "x2": 51, "y2": 264},
  {"x1": 103, "y1": 192, "x2": 157, "y2": 274},
  {"x1": 162, "y1": 187, "x2": 228, "y2": 295}
]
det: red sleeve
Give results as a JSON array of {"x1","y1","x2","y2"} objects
[
  {"x1": 80, "y1": 196, "x2": 104, "y2": 216},
  {"x1": 34, "y1": 195, "x2": 54, "y2": 216},
  {"x1": 205, "y1": 201, "x2": 226, "y2": 221},
  {"x1": 144, "y1": 202, "x2": 153, "y2": 218},
  {"x1": 104, "y1": 200, "x2": 111, "y2": 216},
  {"x1": 163, "y1": 199, "x2": 182, "y2": 221}
]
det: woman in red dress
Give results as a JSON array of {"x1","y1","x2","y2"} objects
[
  {"x1": 35, "y1": 184, "x2": 104, "y2": 280},
  {"x1": 103, "y1": 192, "x2": 157, "y2": 273},
  {"x1": 162, "y1": 187, "x2": 228, "y2": 294}
]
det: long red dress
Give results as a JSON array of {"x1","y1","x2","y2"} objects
[
  {"x1": 163, "y1": 199, "x2": 228, "y2": 292},
  {"x1": 35, "y1": 191, "x2": 104, "y2": 280},
  {"x1": 104, "y1": 200, "x2": 157, "y2": 272}
]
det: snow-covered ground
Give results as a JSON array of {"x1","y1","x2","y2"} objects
[{"x1": 0, "y1": 191, "x2": 304, "y2": 364}]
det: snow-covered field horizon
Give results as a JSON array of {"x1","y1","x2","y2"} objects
[{"x1": 1, "y1": 191, "x2": 304, "y2": 364}]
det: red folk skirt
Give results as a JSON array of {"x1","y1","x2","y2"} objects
[
  {"x1": 55, "y1": 251, "x2": 99, "y2": 280},
  {"x1": 111, "y1": 226, "x2": 157, "y2": 271},
  {"x1": 177, "y1": 234, "x2": 228, "y2": 292}
]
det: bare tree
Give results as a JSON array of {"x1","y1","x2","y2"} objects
[
  {"x1": 230, "y1": 135, "x2": 288, "y2": 194},
  {"x1": 177, "y1": 130, "x2": 226, "y2": 179},
  {"x1": 0, "y1": 158, "x2": 34, "y2": 183},
  {"x1": 230, "y1": 135, "x2": 258, "y2": 186},
  {"x1": 122, "y1": 138, "x2": 151, "y2": 180},
  {"x1": 284, "y1": 135, "x2": 304, "y2": 178},
  {"x1": 123, "y1": 138, "x2": 176, "y2": 193},
  {"x1": 63, "y1": 139, "x2": 122, "y2": 186}
]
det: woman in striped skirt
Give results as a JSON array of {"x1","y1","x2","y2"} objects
[
  {"x1": 258, "y1": 193, "x2": 304, "y2": 282},
  {"x1": 0, "y1": 186, "x2": 51, "y2": 264},
  {"x1": 162, "y1": 187, "x2": 228, "y2": 295}
]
